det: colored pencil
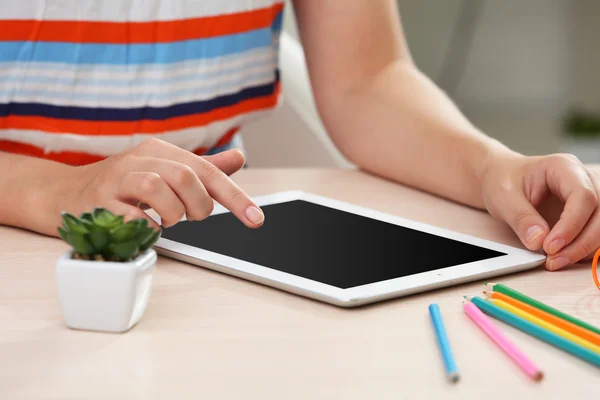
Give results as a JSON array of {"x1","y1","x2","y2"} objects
[
  {"x1": 484, "y1": 291, "x2": 600, "y2": 347},
  {"x1": 468, "y1": 296, "x2": 600, "y2": 368},
  {"x1": 428, "y1": 304, "x2": 460, "y2": 383},
  {"x1": 484, "y1": 282, "x2": 600, "y2": 335},
  {"x1": 490, "y1": 299, "x2": 600, "y2": 354},
  {"x1": 463, "y1": 300, "x2": 543, "y2": 381}
]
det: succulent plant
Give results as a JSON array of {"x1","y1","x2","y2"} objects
[
  {"x1": 58, "y1": 208, "x2": 161, "y2": 262},
  {"x1": 563, "y1": 108, "x2": 600, "y2": 138}
]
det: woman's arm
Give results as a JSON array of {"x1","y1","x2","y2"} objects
[
  {"x1": 0, "y1": 152, "x2": 73, "y2": 234},
  {"x1": 293, "y1": 0, "x2": 509, "y2": 208},
  {"x1": 0, "y1": 140, "x2": 263, "y2": 236},
  {"x1": 294, "y1": 0, "x2": 600, "y2": 271}
]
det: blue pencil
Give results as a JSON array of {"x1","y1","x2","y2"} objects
[
  {"x1": 428, "y1": 303, "x2": 460, "y2": 383},
  {"x1": 469, "y1": 296, "x2": 600, "y2": 368}
]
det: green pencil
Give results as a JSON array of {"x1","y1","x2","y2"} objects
[
  {"x1": 467, "y1": 296, "x2": 600, "y2": 368},
  {"x1": 484, "y1": 282, "x2": 600, "y2": 336}
]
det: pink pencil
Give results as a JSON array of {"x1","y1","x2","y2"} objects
[{"x1": 463, "y1": 299, "x2": 544, "y2": 381}]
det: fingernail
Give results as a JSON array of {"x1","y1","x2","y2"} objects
[
  {"x1": 525, "y1": 225, "x2": 544, "y2": 243},
  {"x1": 245, "y1": 206, "x2": 264, "y2": 225},
  {"x1": 549, "y1": 238, "x2": 566, "y2": 255},
  {"x1": 549, "y1": 256, "x2": 570, "y2": 271}
]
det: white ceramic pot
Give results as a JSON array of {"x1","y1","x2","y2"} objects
[{"x1": 56, "y1": 249, "x2": 157, "y2": 333}]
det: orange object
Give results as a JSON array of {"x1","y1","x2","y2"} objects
[
  {"x1": 484, "y1": 291, "x2": 600, "y2": 347},
  {"x1": 593, "y1": 248, "x2": 600, "y2": 290}
]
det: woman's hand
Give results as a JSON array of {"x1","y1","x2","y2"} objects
[
  {"x1": 481, "y1": 152, "x2": 600, "y2": 271},
  {"x1": 53, "y1": 138, "x2": 264, "y2": 233}
]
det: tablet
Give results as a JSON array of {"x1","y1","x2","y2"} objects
[{"x1": 155, "y1": 191, "x2": 546, "y2": 307}]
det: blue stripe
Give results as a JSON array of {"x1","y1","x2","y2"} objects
[
  {"x1": 204, "y1": 135, "x2": 242, "y2": 156},
  {"x1": 0, "y1": 28, "x2": 272, "y2": 65},
  {"x1": 0, "y1": 47, "x2": 273, "y2": 72},
  {"x1": 0, "y1": 78, "x2": 278, "y2": 121},
  {"x1": 272, "y1": 10, "x2": 284, "y2": 33}
]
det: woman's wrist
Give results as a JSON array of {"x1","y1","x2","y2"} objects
[
  {"x1": 34, "y1": 163, "x2": 83, "y2": 236},
  {"x1": 473, "y1": 133, "x2": 509, "y2": 172},
  {"x1": 2, "y1": 155, "x2": 80, "y2": 236},
  {"x1": 466, "y1": 134, "x2": 522, "y2": 208}
]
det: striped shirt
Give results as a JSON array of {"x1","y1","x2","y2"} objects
[{"x1": 0, "y1": 0, "x2": 283, "y2": 165}]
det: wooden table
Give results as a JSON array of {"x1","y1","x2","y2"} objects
[{"x1": 1, "y1": 169, "x2": 599, "y2": 399}]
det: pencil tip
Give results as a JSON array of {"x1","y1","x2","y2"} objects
[
  {"x1": 449, "y1": 373, "x2": 460, "y2": 383},
  {"x1": 534, "y1": 371, "x2": 544, "y2": 381}
]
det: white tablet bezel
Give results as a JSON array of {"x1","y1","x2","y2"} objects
[{"x1": 154, "y1": 191, "x2": 546, "y2": 307}]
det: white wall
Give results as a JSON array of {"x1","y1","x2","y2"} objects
[
  {"x1": 398, "y1": 0, "x2": 598, "y2": 157},
  {"x1": 567, "y1": 1, "x2": 600, "y2": 110}
]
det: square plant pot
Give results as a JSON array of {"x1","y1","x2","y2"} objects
[{"x1": 56, "y1": 249, "x2": 157, "y2": 333}]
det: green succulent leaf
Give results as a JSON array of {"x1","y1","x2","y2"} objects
[
  {"x1": 107, "y1": 240, "x2": 139, "y2": 260},
  {"x1": 135, "y1": 226, "x2": 155, "y2": 244},
  {"x1": 138, "y1": 218, "x2": 149, "y2": 229},
  {"x1": 66, "y1": 232, "x2": 95, "y2": 255},
  {"x1": 62, "y1": 209, "x2": 158, "y2": 261},
  {"x1": 92, "y1": 208, "x2": 123, "y2": 229},
  {"x1": 88, "y1": 225, "x2": 110, "y2": 252},
  {"x1": 139, "y1": 229, "x2": 161, "y2": 251},
  {"x1": 80, "y1": 219, "x2": 94, "y2": 229},
  {"x1": 113, "y1": 215, "x2": 125, "y2": 227},
  {"x1": 110, "y1": 220, "x2": 142, "y2": 243},
  {"x1": 79, "y1": 212, "x2": 94, "y2": 223},
  {"x1": 57, "y1": 227, "x2": 69, "y2": 242},
  {"x1": 61, "y1": 212, "x2": 89, "y2": 234}
]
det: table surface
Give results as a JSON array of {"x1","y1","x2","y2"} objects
[{"x1": 2, "y1": 168, "x2": 599, "y2": 400}]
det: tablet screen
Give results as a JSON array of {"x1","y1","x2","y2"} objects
[{"x1": 161, "y1": 200, "x2": 505, "y2": 289}]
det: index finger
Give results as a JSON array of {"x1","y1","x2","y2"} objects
[
  {"x1": 542, "y1": 158, "x2": 598, "y2": 255},
  {"x1": 135, "y1": 139, "x2": 264, "y2": 228}
]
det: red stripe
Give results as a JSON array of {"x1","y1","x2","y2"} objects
[
  {"x1": 0, "y1": 140, "x2": 105, "y2": 166},
  {"x1": 0, "y1": 3, "x2": 283, "y2": 44},
  {"x1": 214, "y1": 126, "x2": 240, "y2": 148},
  {"x1": 191, "y1": 126, "x2": 240, "y2": 156},
  {"x1": 0, "y1": 88, "x2": 280, "y2": 135},
  {"x1": 0, "y1": 126, "x2": 240, "y2": 166}
]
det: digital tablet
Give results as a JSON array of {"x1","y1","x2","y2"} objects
[{"x1": 154, "y1": 191, "x2": 546, "y2": 307}]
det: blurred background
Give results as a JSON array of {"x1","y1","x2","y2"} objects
[{"x1": 241, "y1": 0, "x2": 600, "y2": 168}]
